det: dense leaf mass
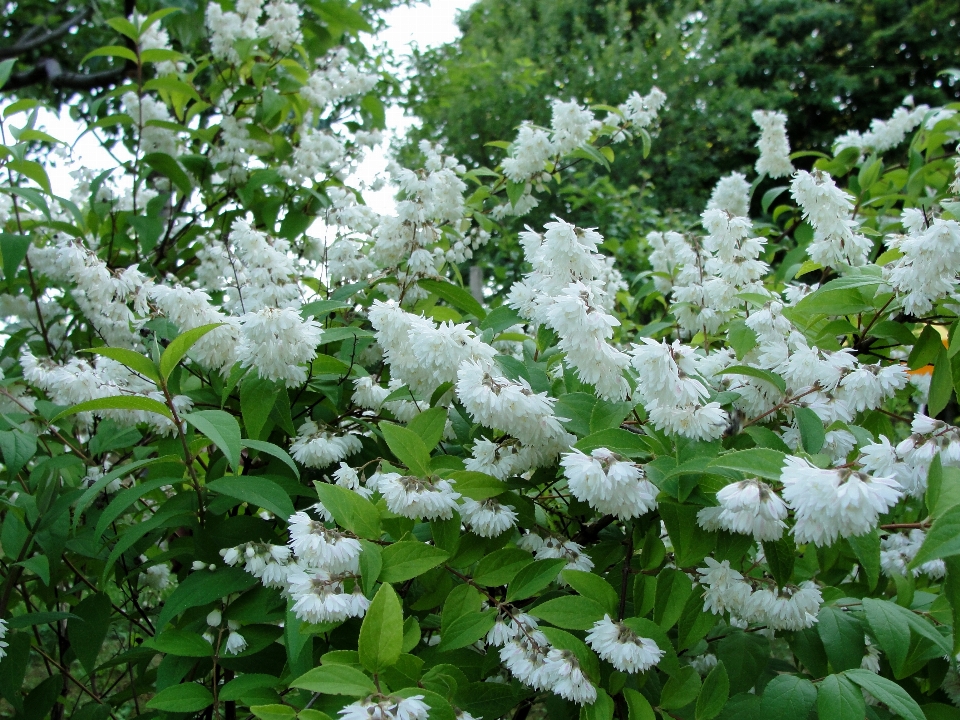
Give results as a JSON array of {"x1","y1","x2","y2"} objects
[{"x1": 1, "y1": 3, "x2": 960, "y2": 720}]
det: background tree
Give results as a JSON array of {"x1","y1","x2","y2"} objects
[{"x1": 404, "y1": 0, "x2": 960, "y2": 217}]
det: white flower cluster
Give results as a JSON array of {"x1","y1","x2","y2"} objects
[
  {"x1": 752, "y1": 110, "x2": 794, "y2": 179},
  {"x1": 370, "y1": 300, "x2": 496, "y2": 397},
  {"x1": 518, "y1": 533, "x2": 594, "y2": 573},
  {"x1": 457, "y1": 360, "x2": 573, "y2": 470},
  {"x1": 378, "y1": 473, "x2": 461, "y2": 520},
  {"x1": 860, "y1": 415, "x2": 960, "y2": 498},
  {"x1": 698, "y1": 558, "x2": 822, "y2": 631},
  {"x1": 338, "y1": 695, "x2": 429, "y2": 720},
  {"x1": 880, "y1": 529, "x2": 945, "y2": 580},
  {"x1": 508, "y1": 219, "x2": 630, "y2": 401},
  {"x1": 697, "y1": 478, "x2": 787, "y2": 541},
  {"x1": 834, "y1": 98, "x2": 930, "y2": 155},
  {"x1": 790, "y1": 170, "x2": 872, "y2": 268},
  {"x1": 631, "y1": 339, "x2": 728, "y2": 441},
  {"x1": 884, "y1": 209, "x2": 960, "y2": 315},
  {"x1": 585, "y1": 615, "x2": 664, "y2": 673},
  {"x1": 21, "y1": 352, "x2": 191, "y2": 435},
  {"x1": 780, "y1": 457, "x2": 901, "y2": 546},
  {"x1": 561, "y1": 448, "x2": 658, "y2": 520},
  {"x1": 290, "y1": 421, "x2": 363, "y2": 469},
  {"x1": 488, "y1": 612, "x2": 597, "y2": 704}
]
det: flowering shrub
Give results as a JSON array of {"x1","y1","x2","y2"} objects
[{"x1": 1, "y1": 6, "x2": 960, "y2": 720}]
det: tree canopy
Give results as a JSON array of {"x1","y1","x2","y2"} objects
[{"x1": 404, "y1": 0, "x2": 960, "y2": 214}]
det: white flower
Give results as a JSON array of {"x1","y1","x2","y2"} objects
[
  {"x1": 790, "y1": 170, "x2": 872, "y2": 267},
  {"x1": 338, "y1": 695, "x2": 430, "y2": 720},
  {"x1": 500, "y1": 631, "x2": 556, "y2": 691},
  {"x1": 706, "y1": 172, "x2": 751, "y2": 218},
  {"x1": 561, "y1": 448, "x2": 657, "y2": 519},
  {"x1": 460, "y1": 497, "x2": 518, "y2": 537},
  {"x1": 224, "y1": 630, "x2": 248, "y2": 655},
  {"x1": 290, "y1": 422, "x2": 363, "y2": 468},
  {"x1": 237, "y1": 307, "x2": 323, "y2": 386},
  {"x1": 206, "y1": 610, "x2": 222, "y2": 627},
  {"x1": 535, "y1": 538, "x2": 593, "y2": 572},
  {"x1": 744, "y1": 582, "x2": 822, "y2": 631},
  {"x1": 752, "y1": 110, "x2": 794, "y2": 179},
  {"x1": 378, "y1": 474, "x2": 461, "y2": 520},
  {"x1": 288, "y1": 569, "x2": 369, "y2": 624},
  {"x1": 543, "y1": 648, "x2": 597, "y2": 705},
  {"x1": 714, "y1": 479, "x2": 787, "y2": 541},
  {"x1": 287, "y1": 511, "x2": 362, "y2": 572},
  {"x1": 780, "y1": 457, "x2": 902, "y2": 546},
  {"x1": 697, "y1": 558, "x2": 753, "y2": 617},
  {"x1": 586, "y1": 616, "x2": 664, "y2": 673}
]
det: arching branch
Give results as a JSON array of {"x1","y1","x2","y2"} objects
[{"x1": 0, "y1": 7, "x2": 93, "y2": 60}]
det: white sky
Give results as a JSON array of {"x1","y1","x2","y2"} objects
[{"x1": 23, "y1": 0, "x2": 476, "y2": 214}]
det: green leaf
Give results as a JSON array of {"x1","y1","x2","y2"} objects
[
  {"x1": 716, "y1": 631, "x2": 768, "y2": 694},
  {"x1": 0, "y1": 233, "x2": 32, "y2": 279},
  {"x1": 817, "y1": 606, "x2": 865, "y2": 672},
  {"x1": 17, "y1": 555, "x2": 48, "y2": 585},
  {"x1": 184, "y1": 409, "x2": 242, "y2": 472},
  {"x1": 242, "y1": 439, "x2": 300, "y2": 479},
  {"x1": 313, "y1": 354, "x2": 351, "y2": 376},
  {"x1": 847, "y1": 528, "x2": 881, "y2": 590},
  {"x1": 0, "y1": 429, "x2": 37, "y2": 477},
  {"x1": 654, "y1": 567, "x2": 693, "y2": 630},
  {"x1": 794, "y1": 406, "x2": 825, "y2": 454},
  {"x1": 206, "y1": 476, "x2": 294, "y2": 519},
  {"x1": 446, "y1": 470, "x2": 505, "y2": 500},
  {"x1": 417, "y1": 278, "x2": 486, "y2": 319},
  {"x1": 555, "y1": 392, "x2": 598, "y2": 436},
  {"x1": 159, "y1": 323, "x2": 223, "y2": 379},
  {"x1": 146, "y1": 683, "x2": 214, "y2": 712},
  {"x1": 539, "y1": 627, "x2": 600, "y2": 682},
  {"x1": 707, "y1": 449, "x2": 785, "y2": 481},
  {"x1": 624, "y1": 688, "x2": 656, "y2": 720},
  {"x1": 793, "y1": 276, "x2": 881, "y2": 316},
  {"x1": 241, "y1": 376, "x2": 280, "y2": 440},
  {"x1": 52, "y1": 395, "x2": 173, "y2": 422},
  {"x1": 717, "y1": 365, "x2": 786, "y2": 394},
  {"x1": 301, "y1": 299, "x2": 350, "y2": 318},
  {"x1": 378, "y1": 541, "x2": 450, "y2": 583},
  {"x1": 6, "y1": 612, "x2": 80, "y2": 629},
  {"x1": 406, "y1": 407, "x2": 448, "y2": 450},
  {"x1": 862, "y1": 597, "x2": 950, "y2": 673},
  {"x1": 660, "y1": 666, "x2": 701, "y2": 710},
  {"x1": 148, "y1": 630, "x2": 213, "y2": 657},
  {"x1": 156, "y1": 566, "x2": 256, "y2": 629},
  {"x1": 0, "y1": 58, "x2": 16, "y2": 89},
  {"x1": 143, "y1": 152, "x2": 193, "y2": 195},
  {"x1": 480, "y1": 305, "x2": 523, "y2": 333},
  {"x1": 532, "y1": 596, "x2": 606, "y2": 630},
  {"x1": 84, "y1": 347, "x2": 160, "y2": 384},
  {"x1": 581, "y1": 689, "x2": 614, "y2": 720},
  {"x1": 909, "y1": 325, "x2": 944, "y2": 370},
  {"x1": 945, "y1": 557, "x2": 960, "y2": 656},
  {"x1": 843, "y1": 669, "x2": 926, "y2": 720},
  {"x1": 437, "y1": 608, "x2": 497, "y2": 651},
  {"x1": 759, "y1": 675, "x2": 816, "y2": 720},
  {"x1": 762, "y1": 537, "x2": 795, "y2": 589},
  {"x1": 930, "y1": 343, "x2": 954, "y2": 418},
  {"x1": 910, "y1": 503, "x2": 960, "y2": 567},
  {"x1": 380, "y1": 422, "x2": 432, "y2": 476},
  {"x1": 659, "y1": 500, "x2": 716, "y2": 566},
  {"x1": 290, "y1": 664, "x2": 377, "y2": 696},
  {"x1": 359, "y1": 540, "x2": 383, "y2": 597},
  {"x1": 68, "y1": 593, "x2": 112, "y2": 675},
  {"x1": 506, "y1": 558, "x2": 568, "y2": 601},
  {"x1": 561, "y1": 570, "x2": 619, "y2": 616},
  {"x1": 816, "y1": 675, "x2": 865, "y2": 720},
  {"x1": 314, "y1": 482, "x2": 381, "y2": 539},
  {"x1": 589, "y1": 399, "x2": 637, "y2": 433},
  {"x1": 473, "y1": 548, "x2": 534, "y2": 586},
  {"x1": 73, "y1": 456, "x2": 174, "y2": 529},
  {"x1": 358, "y1": 583, "x2": 403, "y2": 673},
  {"x1": 696, "y1": 661, "x2": 729, "y2": 720}
]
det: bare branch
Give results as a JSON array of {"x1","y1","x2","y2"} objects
[
  {"x1": 0, "y1": 7, "x2": 93, "y2": 60},
  {"x1": 3, "y1": 59, "x2": 127, "y2": 92}
]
